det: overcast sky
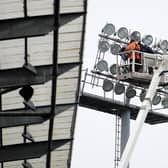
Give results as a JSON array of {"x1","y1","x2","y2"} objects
[{"x1": 71, "y1": 0, "x2": 168, "y2": 168}]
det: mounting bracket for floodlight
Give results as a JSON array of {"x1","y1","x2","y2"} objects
[
  {"x1": 22, "y1": 132, "x2": 35, "y2": 142},
  {"x1": 23, "y1": 100, "x2": 36, "y2": 111},
  {"x1": 22, "y1": 161, "x2": 33, "y2": 168},
  {"x1": 23, "y1": 63, "x2": 38, "y2": 75}
]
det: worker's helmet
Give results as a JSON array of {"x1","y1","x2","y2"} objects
[{"x1": 130, "y1": 31, "x2": 141, "y2": 42}]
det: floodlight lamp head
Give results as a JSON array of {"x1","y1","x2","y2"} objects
[
  {"x1": 103, "y1": 79, "x2": 113, "y2": 92},
  {"x1": 140, "y1": 89, "x2": 146, "y2": 102},
  {"x1": 142, "y1": 35, "x2": 153, "y2": 46},
  {"x1": 98, "y1": 40, "x2": 109, "y2": 53},
  {"x1": 102, "y1": 23, "x2": 115, "y2": 36},
  {"x1": 114, "y1": 83, "x2": 125, "y2": 95},
  {"x1": 162, "y1": 96, "x2": 168, "y2": 108},
  {"x1": 110, "y1": 43, "x2": 121, "y2": 55},
  {"x1": 110, "y1": 64, "x2": 117, "y2": 75},
  {"x1": 117, "y1": 27, "x2": 128, "y2": 39},
  {"x1": 96, "y1": 60, "x2": 108, "y2": 72},
  {"x1": 130, "y1": 31, "x2": 141, "y2": 42},
  {"x1": 152, "y1": 94, "x2": 161, "y2": 105},
  {"x1": 159, "y1": 40, "x2": 168, "y2": 51},
  {"x1": 19, "y1": 85, "x2": 34, "y2": 101},
  {"x1": 126, "y1": 86, "x2": 136, "y2": 98}
]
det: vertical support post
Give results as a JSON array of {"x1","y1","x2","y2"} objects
[
  {"x1": 120, "y1": 110, "x2": 130, "y2": 168},
  {"x1": 120, "y1": 97, "x2": 130, "y2": 168},
  {"x1": 46, "y1": 1, "x2": 59, "y2": 168}
]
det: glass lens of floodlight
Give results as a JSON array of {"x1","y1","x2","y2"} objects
[
  {"x1": 130, "y1": 31, "x2": 141, "y2": 42},
  {"x1": 98, "y1": 40, "x2": 110, "y2": 53},
  {"x1": 110, "y1": 64, "x2": 117, "y2": 75},
  {"x1": 159, "y1": 40, "x2": 168, "y2": 51},
  {"x1": 115, "y1": 83, "x2": 125, "y2": 95},
  {"x1": 152, "y1": 94, "x2": 161, "y2": 105},
  {"x1": 142, "y1": 35, "x2": 153, "y2": 46},
  {"x1": 126, "y1": 86, "x2": 136, "y2": 98},
  {"x1": 117, "y1": 27, "x2": 128, "y2": 39},
  {"x1": 96, "y1": 60, "x2": 108, "y2": 72},
  {"x1": 102, "y1": 23, "x2": 115, "y2": 35},
  {"x1": 103, "y1": 79, "x2": 113, "y2": 92},
  {"x1": 110, "y1": 43, "x2": 121, "y2": 55},
  {"x1": 140, "y1": 89, "x2": 146, "y2": 102}
]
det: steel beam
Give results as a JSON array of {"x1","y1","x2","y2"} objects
[
  {"x1": 0, "y1": 12, "x2": 84, "y2": 40},
  {"x1": 79, "y1": 92, "x2": 168, "y2": 124},
  {"x1": 0, "y1": 138, "x2": 72, "y2": 162},
  {"x1": 0, "y1": 103, "x2": 76, "y2": 128},
  {"x1": 0, "y1": 62, "x2": 80, "y2": 89}
]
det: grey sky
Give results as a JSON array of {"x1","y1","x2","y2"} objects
[{"x1": 71, "y1": 0, "x2": 168, "y2": 168}]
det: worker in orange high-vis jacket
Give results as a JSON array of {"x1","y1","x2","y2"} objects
[{"x1": 125, "y1": 40, "x2": 141, "y2": 72}]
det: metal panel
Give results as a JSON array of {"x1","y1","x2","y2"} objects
[
  {"x1": 79, "y1": 92, "x2": 168, "y2": 124},
  {"x1": 0, "y1": 13, "x2": 83, "y2": 40},
  {"x1": 0, "y1": 139, "x2": 71, "y2": 162}
]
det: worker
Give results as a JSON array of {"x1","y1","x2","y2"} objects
[{"x1": 125, "y1": 39, "x2": 141, "y2": 72}]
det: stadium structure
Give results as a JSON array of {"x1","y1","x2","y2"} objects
[{"x1": 0, "y1": 0, "x2": 87, "y2": 168}]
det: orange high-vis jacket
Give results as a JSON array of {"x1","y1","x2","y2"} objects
[{"x1": 125, "y1": 41, "x2": 141, "y2": 60}]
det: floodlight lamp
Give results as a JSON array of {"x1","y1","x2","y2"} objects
[
  {"x1": 19, "y1": 85, "x2": 34, "y2": 101},
  {"x1": 103, "y1": 79, "x2": 113, "y2": 92},
  {"x1": 162, "y1": 96, "x2": 168, "y2": 108},
  {"x1": 98, "y1": 40, "x2": 110, "y2": 53},
  {"x1": 110, "y1": 43, "x2": 121, "y2": 55},
  {"x1": 114, "y1": 83, "x2": 125, "y2": 95},
  {"x1": 102, "y1": 23, "x2": 115, "y2": 36},
  {"x1": 96, "y1": 60, "x2": 108, "y2": 72},
  {"x1": 142, "y1": 35, "x2": 153, "y2": 46},
  {"x1": 130, "y1": 31, "x2": 141, "y2": 42},
  {"x1": 152, "y1": 94, "x2": 161, "y2": 105},
  {"x1": 117, "y1": 27, "x2": 128, "y2": 39},
  {"x1": 126, "y1": 86, "x2": 136, "y2": 98},
  {"x1": 159, "y1": 40, "x2": 168, "y2": 51},
  {"x1": 140, "y1": 89, "x2": 146, "y2": 102},
  {"x1": 110, "y1": 64, "x2": 117, "y2": 75}
]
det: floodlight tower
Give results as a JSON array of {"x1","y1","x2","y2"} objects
[{"x1": 79, "y1": 23, "x2": 168, "y2": 168}]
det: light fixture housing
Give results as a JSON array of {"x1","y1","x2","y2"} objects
[
  {"x1": 98, "y1": 40, "x2": 110, "y2": 53},
  {"x1": 130, "y1": 31, "x2": 141, "y2": 42},
  {"x1": 103, "y1": 79, "x2": 113, "y2": 92},
  {"x1": 140, "y1": 89, "x2": 146, "y2": 102},
  {"x1": 102, "y1": 23, "x2": 115, "y2": 36},
  {"x1": 96, "y1": 60, "x2": 108, "y2": 72},
  {"x1": 162, "y1": 96, "x2": 168, "y2": 108},
  {"x1": 142, "y1": 35, "x2": 153, "y2": 46},
  {"x1": 117, "y1": 27, "x2": 128, "y2": 39},
  {"x1": 110, "y1": 64, "x2": 117, "y2": 75},
  {"x1": 126, "y1": 86, "x2": 136, "y2": 98},
  {"x1": 159, "y1": 40, "x2": 168, "y2": 51},
  {"x1": 152, "y1": 94, "x2": 161, "y2": 105},
  {"x1": 114, "y1": 83, "x2": 125, "y2": 95},
  {"x1": 110, "y1": 43, "x2": 121, "y2": 55},
  {"x1": 19, "y1": 85, "x2": 34, "y2": 101}
]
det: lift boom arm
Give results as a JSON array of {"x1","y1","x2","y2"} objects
[{"x1": 118, "y1": 55, "x2": 168, "y2": 168}]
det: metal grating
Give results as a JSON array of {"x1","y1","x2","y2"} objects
[{"x1": 0, "y1": 0, "x2": 87, "y2": 168}]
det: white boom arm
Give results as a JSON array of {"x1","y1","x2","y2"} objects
[{"x1": 118, "y1": 55, "x2": 168, "y2": 168}]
